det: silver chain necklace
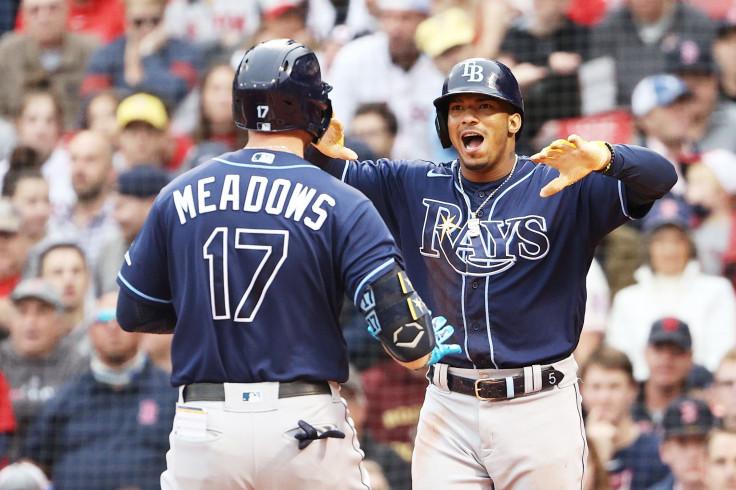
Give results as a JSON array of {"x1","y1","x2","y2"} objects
[{"x1": 457, "y1": 156, "x2": 518, "y2": 237}]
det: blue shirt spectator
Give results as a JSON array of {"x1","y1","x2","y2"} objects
[
  {"x1": 21, "y1": 290, "x2": 177, "y2": 490},
  {"x1": 608, "y1": 432, "x2": 671, "y2": 489},
  {"x1": 22, "y1": 358, "x2": 177, "y2": 490},
  {"x1": 80, "y1": 0, "x2": 200, "y2": 111}
]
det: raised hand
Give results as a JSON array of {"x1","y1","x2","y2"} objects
[
  {"x1": 530, "y1": 134, "x2": 611, "y2": 198},
  {"x1": 312, "y1": 117, "x2": 359, "y2": 161}
]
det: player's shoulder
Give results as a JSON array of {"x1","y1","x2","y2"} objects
[
  {"x1": 326, "y1": 168, "x2": 376, "y2": 203},
  {"x1": 512, "y1": 154, "x2": 548, "y2": 181},
  {"x1": 151, "y1": 150, "x2": 241, "y2": 210},
  {"x1": 383, "y1": 156, "x2": 453, "y2": 175},
  {"x1": 411, "y1": 158, "x2": 453, "y2": 179}
]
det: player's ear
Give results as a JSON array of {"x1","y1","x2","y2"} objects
[{"x1": 508, "y1": 113, "x2": 522, "y2": 136}]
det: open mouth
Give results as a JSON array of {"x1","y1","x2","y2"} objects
[{"x1": 461, "y1": 132, "x2": 484, "y2": 151}]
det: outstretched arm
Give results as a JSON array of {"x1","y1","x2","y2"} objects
[
  {"x1": 312, "y1": 117, "x2": 359, "y2": 161},
  {"x1": 531, "y1": 135, "x2": 611, "y2": 197},
  {"x1": 531, "y1": 134, "x2": 677, "y2": 209}
]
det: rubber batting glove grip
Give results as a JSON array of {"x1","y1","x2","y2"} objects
[{"x1": 427, "y1": 316, "x2": 462, "y2": 366}]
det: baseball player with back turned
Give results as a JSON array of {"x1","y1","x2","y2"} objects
[
  {"x1": 114, "y1": 39, "x2": 460, "y2": 489},
  {"x1": 313, "y1": 58, "x2": 678, "y2": 488}
]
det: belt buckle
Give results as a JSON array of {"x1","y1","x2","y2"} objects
[{"x1": 474, "y1": 378, "x2": 499, "y2": 401}]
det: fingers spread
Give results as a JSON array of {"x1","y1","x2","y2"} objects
[
  {"x1": 550, "y1": 138, "x2": 577, "y2": 150},
  {"x1": 531, "y1": 147, "x2": 559, "y2": 162},
  {"x1": 446, "y1": 343, "x2": 462, "y2": 355},
  {"x1": 568, "y1": 134, "x2": 586, "y2": 147},
  {"x1": 432, "y1": 316, "x2": 447, "y2": 328},
  {"x1": 437, "y1": 325, "x2": 454, "y2": 343}
]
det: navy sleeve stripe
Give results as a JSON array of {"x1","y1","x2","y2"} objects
[
  {"x1": 353, "y1": 258, "x2": 396, "y2": 306},
  {"x1": 117, "y1": 272, "x2": 172, "y2": 304}
]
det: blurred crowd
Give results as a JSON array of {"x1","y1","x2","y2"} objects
[{"x1": 0, "y1": 0, "x2": 733, "y2": 488}]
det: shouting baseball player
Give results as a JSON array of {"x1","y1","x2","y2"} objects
[
  {"x1": 313, "y1": 58, "x2": 677, "y2": 488},
  {"x1": 115, "y1": 39, "x2": 459, "y2": 489}
]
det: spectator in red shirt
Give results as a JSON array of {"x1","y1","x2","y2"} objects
[
  {"x1": 0, "y1": 200, "x2": 27, "y2": 336},
  {"x1": 16, "y1": 0, "x2": 126, "y2": 44},
  {"x1": 0, "y1": 369, "x2": 16, "y2": 466}
]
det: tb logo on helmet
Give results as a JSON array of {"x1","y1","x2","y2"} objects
[{"x1": 461, "y1": 61, "x2": 484, "y2": 82}]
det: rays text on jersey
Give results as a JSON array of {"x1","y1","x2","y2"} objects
[
  {"x1": 172, "y1": 174, "x2": 336, "y2": 231},
  {"x1": 419, "y1": 198, "x2": 550, "y2": 276}
]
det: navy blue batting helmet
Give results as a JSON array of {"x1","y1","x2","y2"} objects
[
  {"x1": 433, "y1": 58, "x2": 524, "y2": 148},
  {"x1": 232, "y1": 39, "x2": 332, "y2": 142}
]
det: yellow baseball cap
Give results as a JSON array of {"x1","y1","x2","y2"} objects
[
  {"x1": 117, "y1": 93, "x2": 168, "y2": 130},
  {"x1": 415, "y1": 8, "x2": 475, "y2": 58}
]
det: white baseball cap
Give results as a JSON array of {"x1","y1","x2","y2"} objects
[
  {"x1": 0, "y1": 461, "x2": 51, "y2": 490},
  {"x1": 377, "y1": 0, "x2": 431, "y2": 14},
  {"x1": 631, "y1": 74, "x2": 691, "y2": 118},
  {"x1": 700, "y1": 149, "x2": 736, "y2": 195}
]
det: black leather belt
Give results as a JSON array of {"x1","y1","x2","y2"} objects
[
  {"x1": 182, "y1": 381, "x2": 331, "y2": 402},
  {"x1": 428, "y1": 365, "x2": 564, "y2": 401}
]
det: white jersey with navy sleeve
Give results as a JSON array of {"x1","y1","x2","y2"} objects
[
  {"x1": 117, "y1": 149, "x2": 403, "y2": 386},
  {"x1": 327, "y1": 145, "x2": 672, "y2": 369}
]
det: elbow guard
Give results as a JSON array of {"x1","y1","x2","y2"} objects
[{"x1": 358, "y1": 266, "x2": 436, "y2": 363}]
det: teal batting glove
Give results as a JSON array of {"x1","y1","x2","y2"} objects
[{"x1": 427, "y1": 316, "x2": 462, "y2": 366}]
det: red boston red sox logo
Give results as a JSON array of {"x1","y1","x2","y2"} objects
[
  {"x1": 138, "y1": 399, "x2": 159, "y2": 425},
  {"x1": 680, "y1": 400, "x2": 698, "y2": 424}
]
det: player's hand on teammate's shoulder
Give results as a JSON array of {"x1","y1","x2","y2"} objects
[
  {"x1": 531, "y1": 134, "x2": 612, "y2": 198},
  {"x1": 312, "y1": 116, "x2": 359, "y2": 161}
]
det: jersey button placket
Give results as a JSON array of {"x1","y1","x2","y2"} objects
[
  {"x1": 471, "y1": 280, "x2": 479, "y2": 289},
  {"x1": 478, "y1": 191, "x2": 486, "y2": 198},
  {"x1": 477, "y1": 210, "x2": 484, "y2": 218},
  {"x1": 472, "y1": 322, "x2": 480, "y2": 331}
]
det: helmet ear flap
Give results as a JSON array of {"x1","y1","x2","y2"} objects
[
  {"x1": 435, "y1": 108, "x2": 451, "y2": 149},
  {"x1": 313, "y1": 99, "x2": 333, "y2": 143},
  {"x1": 232, "y1": 96, "x2": 245, "y2": 130}
]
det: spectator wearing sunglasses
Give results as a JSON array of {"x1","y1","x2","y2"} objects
[{"x1": 80, "y1": 0, "x2": 202, "y2": 115}]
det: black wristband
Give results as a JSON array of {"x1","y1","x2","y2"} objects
[{"x1": 595, "y1": 142, "x2": 615, "y2": 175}]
